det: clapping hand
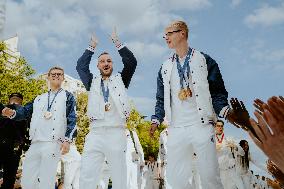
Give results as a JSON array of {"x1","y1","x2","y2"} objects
[
  {"x1": 2, "y1": 107, "x2": 15, "y2": 118},
  {"x1": 227, "y1": 98, "x2": 260, "y2": 140}
]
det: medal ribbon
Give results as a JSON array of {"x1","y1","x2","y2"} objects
[
  {"x1": 176, "y1": 48, "x2": 194, "y2": 89},
  {"x1": 101, "y1": 79, "x2": 109, "y2": 103},
  {"x1": 216, "y1": 133, "x2": 225, "y2": 144},
  {"x1": 47, "y1": 88, "x2": 63, "y2": 112}
]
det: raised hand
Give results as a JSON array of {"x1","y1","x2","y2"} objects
[
  {"x1": 90, "y1": 32, "x2": 98, "y2": 48},
  {"x1": 2, "y1": 107, "x2": 15, "y2": 118},
  {"x1": 228, "y1": 98, "x2": 260, "y2": 140},
  {"x1": 253, "y1": 98, "x2": 265, "y2": 114},
  {"x1": 228, "y1": 98, "x2": 251, "y2": 129},
  {"x1": 109, "y1": 27, "x2": 121, "y2": 46},
  {"x1": 267, "y1": 160, "x2": 284, "y2": 183}
]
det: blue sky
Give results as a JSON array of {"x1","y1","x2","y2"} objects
[{"x1": 3, "y1": 0, "x2": 284, "y2": 177}]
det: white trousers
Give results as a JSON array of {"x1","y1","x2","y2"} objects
[
  {"x1": 79, "y1": 127, "x2": 127, "y2": 189},
  {"x1": 166, "y1": 124, "x2": 223, "y2": 189},
  {"x1": 21, "y1": 141, "x2": 61, "y2": 189},
  {"x1": 64, "y1": 161, "x2": 80, "y2": 189},
  {"x1": 240, "y1": 173, "x2": 252, "y2": 189},
  {"x1": 220, "y1": 168, "x2": 245, "y2": 189},
  {"x1": 145, "y1": 178, "x2": 159, "y2": 189}
]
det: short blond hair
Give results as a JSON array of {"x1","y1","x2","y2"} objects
[
  {"x1": 48, "y1": 66, "x2": 64, "y2": 76},
  {"x1": 167, "y1": 20, "x2": 189, "y2": 39}
]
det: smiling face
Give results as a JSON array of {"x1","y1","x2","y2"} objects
[
  {"x1": 47, "y1": 68, "x2": 65, "y2": 88},
  {"x1": 164, "y1": 21, "x2": 189, "y2": 49},
  {"x1": 97, "y1": 53, "x2": 113, "y2": 78}
]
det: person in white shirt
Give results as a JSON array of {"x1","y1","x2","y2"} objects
[
  {"x1": 61, "y1": 132, "x2": 81, "y2": 189},
  {"x1": 76, "y1": 28, "x2": 137, "y2": 189},
  {"x1": 144, "y1": 154, "x2": 160, "y2": 189},
  {"x1": 237, "y1": 140, "x2": 267, "y2": 189},
  {"x1": 125, "y1": 129, "x2": 145, "y2": 189},
  {"x1": 2, "y1": 67, "x2": 77, "y2": 189},
  {"x1": 150, "y1": 20, "x2": 248, "y2": 189},
  {"x1": 215, "y1": 120, "x2": 245, "y2": 189}
]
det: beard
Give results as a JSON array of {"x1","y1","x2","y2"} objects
[{"x1": 100, "y1": 67, "x2": 113, "y2": 77}]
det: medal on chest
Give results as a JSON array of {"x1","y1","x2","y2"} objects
[
  {"x1": 44, "y1": 88, "x2": 63, "y2": 120},
  {"x1": 178, "y1": 87, "x2": 193, "y2": 101},
  {"x1": 176, "y1": 48, "x2": 195, "y2": 101},
  {"x1": 105, "y1": 102, "x2": 111, "y2": 112},
  {"x1": 44, "y1": 111, "x2": 53, "y2": 120},
  {"x1": 101, "y1": 79, "x2": 111, "y2": 112}
]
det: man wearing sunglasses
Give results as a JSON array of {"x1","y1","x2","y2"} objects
[
  {"x1": 1, "y1": 67, "x2": 77, "y2": 189},
  {"x1": 76, "y1": 28, "x2": 137, "y2": 189},
  {"x1": 150, "y1": 20, "x2": 245, "y2": 189}
]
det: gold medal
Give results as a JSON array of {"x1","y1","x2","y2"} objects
[
  {"x1": 178, "y1": 88, "x2": 192, "y2": 100},
  {"x1": 178, "y1": 89, "x2": 186, "y2": 100},
  {"x1": 185, "y1": 87, "x2": 192, "y2": 98},
  {"x1": 105, "y1": 102, "x2": 111, "y2": 112},
  {"x1": 44, "y1": 111, "x2": 52, "y2": 120}
]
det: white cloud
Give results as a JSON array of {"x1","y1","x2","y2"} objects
[
  {"x1": 245, "y1": 3, "x2": 284, "y2": 27},
  {"x1": 160, "y1": 0, "x2": 211, "y2": 11},
  {"x1": 231, "y1": 0, "x2": 242, "y2": 8},
  {"x1": 127, "y1": 40, "x2": 169, "y2": 61}
]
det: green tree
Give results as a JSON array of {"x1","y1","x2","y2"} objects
[
  {"x1": 126, "y1": 108, "x2": 166, "y2": 160},
  {"x1": 75, "y1": 92, "x2": 89, "y2": 153},
  {"x1": 0, "y1": 42, "x2": 47, "y2": 104}
]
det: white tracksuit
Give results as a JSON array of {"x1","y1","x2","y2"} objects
[
  {"x1": 216, "y1": 135, "x2": 245, "y2": 189},
  {"x1": 97, "y1": 161, "x2": 111, "y2": 189},
  {"x1": 80, "y1": 74, "x2": 131, "y2": 189},
  {"x1": 125, "y1": 130, "x2": 144, "y2": 189},
  {"x1": 191, "y1": 154, "x2": 202, "y2": 189},
  {"x1": 62, "y1": 143, "x2": 81, "y2": 189},
  {"x1": 144, "y1": 161, "x2": 160, "y2": 189},
  {"x1": 157, "y1": 129, "x2": 172, "y2": 189},
  {"x1": 155, "y1": 50, "x2": 225, "y2": 189},
  {"x1": 236, "y1": 150, "x2": 267, "y2": 189},
  {"x1": 20, "y1": 91, "x2": 76, "y2": 189}
]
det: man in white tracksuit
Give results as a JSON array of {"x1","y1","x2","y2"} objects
[
  {"x1": 76, "y1": 28, "x2": 137, "y2": 189},
  {"x1": 125, "y1": 129, "x2": 144, "y2": 189},
  {"x1": 61, "y1": 131, "x2": 81, "y2": 189},
  {"x1": 150, "y1": 20, "x2": 245, "y2": 189},
  {"x1": 215, "y1": 120, "x2": 245, "y2": 189},
  {"x1": 2, "y1": 67, "x2": 77, "y2": 189},
  {"x1": 97, "y1": 160, "x2": 111, "y2": 189}
]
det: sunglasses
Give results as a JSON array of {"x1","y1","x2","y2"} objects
[
  {"x1": 49, "y1": 73, "x2": 64, "y2": 77},
  {"x1": 163, "y1": 30, "x2": 182, "y2": 38}
]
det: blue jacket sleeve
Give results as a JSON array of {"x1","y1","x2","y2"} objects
[
  {"x1": 202, "y1": 52, "x2": 229, "y2": 116},
  {"x1": 65, "y1": 91, "x2": 77, "y2": 140},
  {"x1": 151, "y1": 68, "x2": 165, "y2": 124},
  {"x1": 119, "y1": 46, "x2": 137, "y2": 89},
  {"x1": 13, "y1": 102, "x2": 34, "y2": 121},
  {"x1": 76, "y1": 50, "x2": 94, "y2": 91}
]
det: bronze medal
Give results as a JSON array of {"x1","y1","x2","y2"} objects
[
  {"x1": 178, "y1": 89, "x2": 187, "y2": 101},
  {"x1": 105, "y1": 102, "x2": 111, "y2": 112},
  {"x1": 44, "y1": 111, "x2": 52, "y2": 120},
  {"x1": 185, "y1": 87, "x2": 192, "y2": 98}
]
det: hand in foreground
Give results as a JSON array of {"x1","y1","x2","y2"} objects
[{"x1": 249, "y1": 96, "x2": 284, "y2": 173}]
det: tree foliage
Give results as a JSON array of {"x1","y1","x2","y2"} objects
[{"x1": 0, "y1": 42, "x2": 47, "y2": 104}]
